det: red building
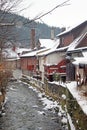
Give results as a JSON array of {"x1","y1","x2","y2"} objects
[{"x1": 20, "y1": 51, "x2": 38, "y2": 76}]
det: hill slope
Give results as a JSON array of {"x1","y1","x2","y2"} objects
[{"x1": 0, "y1": 10, "x2": 62, "y2": 47}]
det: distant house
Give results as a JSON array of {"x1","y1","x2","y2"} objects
[
  {"x1": 15, "y1": 47, "x2": 31, "y2": 56},
  {"x1": 37, "y1": 38, "x2": 59, "y2": 49},
  {"x1": 3, "y1": 48, "x2": 20, "y2": 70},
  {"x1": 20, "y1": 50, "x2": 38, "y2": 76},
  {"x1": 20, "y1": 38, "x2": 59, "y2": 79}
]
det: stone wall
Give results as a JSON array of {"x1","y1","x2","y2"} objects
[{"x1": 67, "y1": 89, "x2": 87, "y2": 130}]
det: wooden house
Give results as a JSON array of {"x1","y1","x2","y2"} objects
[
  {"x1": 57, "y1": 20, "x2": 87, "y2": 81},
  {"x1": 38, "y1": 21, "x2": 87, "y2": 80},
  {"x1": 20, "y1": 50, "x2": 38, "y2": 77},
  {"x1": 20, "y1": 39, "x2": 59, "y2": 80},
  {"x1": 40, "y1": 20, "x2": 87, "y2": 82},
  {"x1": 37, "y1": 39, "x2": 60, "y2": 81},
  {"x1": 20, "y1": 21, "x2": 87, "y2": 83},
  {"x1": 3, "y1": 48, "x2": 20, "y2": 70},
  {"x1": 37, "y1": 46, "x2": 68, "y2": 82},
  {"x1": 67, "y1": 27, "x2": 87, "y2": 84},
  {"x1": 57, "y1": 20, "x2": 87, "y2": 48}
]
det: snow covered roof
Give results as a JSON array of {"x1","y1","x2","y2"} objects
[
  {"x1": 6, "y1": 58, "x2": 20, "y2": 61},
  {"x1": 72, "y1": 57, "x2": 87, "y2": 65},
  {"x1": 3, "y1": 48, "x2": 19, "y2": 60},
  {"x1": 37, "y1": 45, "x2": 68, "y2": 57},
  {"x1": 39, "y1": 38, "x2": 59, "y2": 49},
  {"x1": 20, "y1": 48, "x2": 49, "y2": 57},
  {"x1": 37, "y1": 39, "x2": 60, "y2": 56},
  {"x1": 41, "y1": 46, "x2": 68, "y2": 56},
  {"x1": 68, "y1": 47, "x2": 87, "y2": 52},
  {"x1": 21, "y1": 50, "x2": 38, "y2": 57},
  {"x1": 57, "y1": 20, "x2": 87, "y2": 37},
  {"x1": 56, "y1": 46, "x2": 68, "y2": 52},
  {"x1": 82, "y1": 51, "x2": 87, "y2": 57},
  {"x1": 21, "y1": 39, "x2": 60, "y2": 57},
  {"x1": 37, "y1": 48, "x2": 55, "y2": 56},
  {"x1": 15, "y1": 48, "x2": 31, "y2": 54}
]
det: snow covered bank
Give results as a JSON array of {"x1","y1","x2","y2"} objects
[{"x1": 66, "y1": 81, "x2": 87, "y2": 115}]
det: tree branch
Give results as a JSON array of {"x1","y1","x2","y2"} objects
[{"x1": 24, "y1": 0, "x2": 70, "y2": 25}]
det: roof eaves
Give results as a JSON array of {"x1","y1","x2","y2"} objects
[
  {"x1": 57, "y1": 20, "x2": 87, "y2": 37},
  {"x1": 67, "y1": 31, "x2": 87, "y2": 52}
]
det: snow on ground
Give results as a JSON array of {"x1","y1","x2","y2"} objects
[
  {"x1": 52, "y1": 81, "x2": 87, "y2": 115},
  {"x1": 50, "y1": 81, "x2": 66, "y2": 88},
  {"x1": 67, "y1": 113, "x2": 76, "y2": 130},
  {"x1": 38, "y1": 94, "x2": 58, "y2": 110},
  {"x1": 66, "y1": 81, "x2": 87, "y2": 115},
  {"x1": 28, "y1": 85, "x2": 58, "y2": 111}
]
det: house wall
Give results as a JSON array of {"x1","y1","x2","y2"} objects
[
  {"x1": 27, "y1": 57, "x2": 37, "y2": 72},
  {"x1": 59, "y1": 33, "x2": 73, "y2": 47},
  {"x1": 21, "y1": 57, "x2": 37, "y2": 72},
  {"x1": 76, "y1": 35, "x2": 87, "y2": 48},
  {"x1": 44, "y1": 65, "x2": 58, "y2": 75},
  {"x1": 21, "y1": 58, "x2": 28, "y2": 70},
  {"x1": 39, "y1": 52, "x2": 66, "y2": 82},
  {"x1": 59, "y1": 21, "x2": 87, "y2": 47},
  {"x1": 45, "y1": 52, "x2": 64, "y2": 65},
  {"x1": 39, "y1": 52, "x2": 64, "y2": 73},
  {"x1": 72, "y1": 24, "x2": 87, "y2": 39}
]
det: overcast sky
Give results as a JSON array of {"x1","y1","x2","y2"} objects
[{"x1": 19, "y1": 0, "x2": 87, "y2": 28}]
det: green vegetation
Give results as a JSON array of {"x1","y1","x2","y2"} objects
[{"x1": 53, "y1": 73, "x2": 60, "y2": 81}]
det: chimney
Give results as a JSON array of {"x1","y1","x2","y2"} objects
[
  {"x1": 31, "y1": 28, "x2": 35, "y2": 49},
  {"x1": 60, "y1": 27, "x2": 66, "y2": 33},
  {"x1": 12, "y1": 45, "x2": 16, "y2": 51},
  {"x1": 51, "y1": 27, "x2": 55, "y2": 40}
]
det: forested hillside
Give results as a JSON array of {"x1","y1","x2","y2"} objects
[{"x1": 0, "y1": 10, "x2": 63, "y2": 48}]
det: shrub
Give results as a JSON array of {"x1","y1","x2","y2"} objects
[{"x1": 53, "y1": 73, "x2": 60, "y2": 81}]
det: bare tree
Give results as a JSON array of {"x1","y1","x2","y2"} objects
[
  {"x1": 0, "y1": 0, "x2": 26, "y2": 59},
  {"x1": 23, "y1": 0, "x2": 70, "y2": 25},
  {"x1": 0, "y1": 0, "x2": 70, "y2": 113},
  {"x1": 0, "y1": 0, "x2": 26, "y2": 112}
]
